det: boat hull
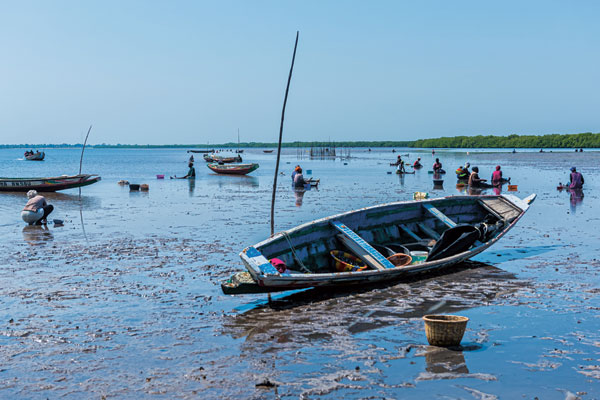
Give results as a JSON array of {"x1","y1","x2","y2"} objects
[
  {"x1": 227, "y1": 194, "x2": 536, "y2": 293},
  {"x1": 0, "y1": 174, "x2": 101, "y2": 192},
  {"x1": 25, "y1": 152, "x2": 45, "y2": 161},
  {"x1": 207, "y1": 163, "x2": 259, "y2": 175}
]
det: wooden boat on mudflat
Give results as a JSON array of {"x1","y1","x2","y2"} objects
[
  {"x1": 0, "y1": 174, "x2": 101, "y2": 192},
  {"x1": 207, "y1": 163, "x2": 259, "y2": 175},
  {"x1": 263, "y1": 150, "x2": 274, "y2": 153},
  {"x1": 222, "y1": 193, "x2": 536, "y2": 294},
  {"x1": 203, "y1": 153, "x2": 242, "y2": 163},
  {"x1": 25, "y1": 151, "x2": 45, "y2": 161}
]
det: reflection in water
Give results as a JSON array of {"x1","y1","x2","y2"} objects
[
  {"x1": 397, "y1": 174, "x2": 405, "y2": 186},
  {"x1": 424, "y1": 346, "x2": 469, "y2": 375},
  {"x1": 293, "y1": 188, "x2": 306, "y2": 207},
  {"x1": 222, "y1": 261, "x2": 526, "y2": 344},
  {"x1": 208, "y1": 175, "x2": 259, "y2": 188},
  {"x1": 188, "y1": 178, "x2": 196, "y2": 197},
  {"x1": 22, "y1": 225, "x2": 54, "y2": 245},
  {"x1": 2, "y1": 192, "x2": 101, "y2": 209},
  {"x1": 569, "y1": 189, "x2": 584, "y2": 213}
]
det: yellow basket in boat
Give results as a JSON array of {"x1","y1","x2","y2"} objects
[
  {"x1": 330, "y1": 250, "x2": 367, "y2": 272},
  {"x1": 423, "y1": 314, "x2": 469, "y2": 347},
  {"x1": 507, "y1": 185, "x2": 518, "y2": 191}
]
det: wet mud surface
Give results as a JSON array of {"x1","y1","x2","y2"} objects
[{"x1": 0, "y1": 148, "x2": 599, "y2": 399}]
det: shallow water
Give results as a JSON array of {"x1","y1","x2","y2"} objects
[{"x1": 0, "y1": 147, "x2": 599, "y2": 399}]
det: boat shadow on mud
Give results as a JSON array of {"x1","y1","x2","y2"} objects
[{"x1": 222, "y1": 260, "x2": 531, "y2": 342}]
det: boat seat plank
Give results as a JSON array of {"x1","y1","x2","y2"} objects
[
  {"x1": 399, "y1": 224, "x2": 422, "y2": 241},
  {"x1": 417, "y1": 223, "x2": 440, "y2": 239},
  {"x1": 244, "y1": 247, "x2": 280, "y2": 275},
  {"x1": 331, "y1": 221, "x2": 395, "y2": 270},
  {"x1": 479, "y1": 198, "x2": 520, "y2": 222},
  {"x1": 423, "y1": 203, "x2": 457, "y2": 228}
]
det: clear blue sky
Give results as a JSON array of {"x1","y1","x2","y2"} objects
[{"x1": 1, "y1": 1, "x2": 599, "y2": 145}]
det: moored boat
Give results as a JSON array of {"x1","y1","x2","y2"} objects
[
  {"x1": 188, "y1": 149, "x2": 214, "y2": 154},
  {"x1": 0, "y1": 174, "x2": 101, "y2": 192},
  {"x1": 263, "y1": 150, "x2": 274, "y2": 153},
  {"x1": 24, "y1": 151, "x2": 45, "y2": 161},
  {"x1": 222, "y1": 194, "x2": 536, "y2": 294},
  {"x1": 207, "y1": 163, "x2": 259, "y2": 175},
  {"x1": 203, "y1": 153, "x2": 242, "y2": 163}
]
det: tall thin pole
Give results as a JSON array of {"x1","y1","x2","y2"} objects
[
  {"x1": 270, "y1": 31, "x2": 299, "y2": 237},
  {"x1": 78, "y1": 125, "x2": 92, "y2": 199}
]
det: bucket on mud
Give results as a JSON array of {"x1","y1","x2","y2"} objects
[
  {"x1": 423, "y1": 314, "x2": 469, "y2": 347},
  {"x1": 306, "y1": 169, "x2": 312, "y2": 175},
  {"x1": 140, "y1": 184, "x2": 149, "y2": 191},
  {"x1": 507, "y1": 185, "x2": 518, "y2": 191},
  {"x1": 129, "y1": 183, "x2": 140, "y2": 191},
  {"x1": 156, "y1": 174, "x2": 165, "y2": 179},
  {"x1": 410, "y1": 250, "x2": 428, "y2": 264},
  {"x1": 386, "y1": 253, "x2": 412, "y2": 267}
]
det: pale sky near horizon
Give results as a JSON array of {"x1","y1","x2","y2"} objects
[{"x1": 0, "y1": 1, "x2": 599, "y2": 145}]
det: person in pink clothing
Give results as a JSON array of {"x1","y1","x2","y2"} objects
[
  {"x1": 569, "y1": 167, "x2": 584, "y2": 189},
  {"x1": 491, "y1": 166, "x2": 503, "y2": 186}
]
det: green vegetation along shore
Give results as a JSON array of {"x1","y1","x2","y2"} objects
[{"x1": 2, "y1": 132, "x2": 599, "y2": 149}]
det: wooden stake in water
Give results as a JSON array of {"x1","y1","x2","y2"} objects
[
  {"x1": 271, "y1": 31, "x2": 299, "y2": 237},
  {"x1": 78, "y1": 125, "x2": 92, "y2": 199}
]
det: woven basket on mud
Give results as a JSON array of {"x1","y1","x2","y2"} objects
[{"x1": 423, "y1": 314, "x2": 469, "y2": 347}]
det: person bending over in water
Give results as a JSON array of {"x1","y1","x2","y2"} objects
[
  {"x1": 413, "y1": 157, "x2": 422, "y2": 168},
  {"x1": 291, "y1": 165, "x2": 300, "y2": 182},
  {"x1": 21, "y1": 190, "x2": 53, "y2": 225},
  {"x1": 433, "y1": 158, "x2": 442, "y2": 172},
  {"x1": 468, "y1": 166, "x2": 487, "y2": 187},
  {"x1": 293, "y1": 167, "x2": 308, "y2": 188},
  {"x1": 569, "y1": 167, "x2": 584, "y2": 189},
  {"x1": 456, "y1": 162, "x2": 470, "y2": 180}
]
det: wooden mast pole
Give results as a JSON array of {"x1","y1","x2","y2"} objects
[{"x1": 270, "y1": 31, "x2": 299, "y2": 237}]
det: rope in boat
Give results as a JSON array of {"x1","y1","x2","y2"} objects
[{"x1": 280, "y1": 231, "x2": 311, "y2": 274}]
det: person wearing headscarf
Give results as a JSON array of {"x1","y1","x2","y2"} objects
[
  {"x1": 291, "y1": 165, "x2": 301, "y2": 182},
  {"x1": 293, "y1": 167, "x2": 307, "y2": 188},
  {"x1": 468, "y1": 166, "x2": 487, "y2": 187},
  {"x1": 21, "y1": 190, "x2": 54, "y2": 225},
  {"x1": 491, "y1": 165, "x2": 503, "y2": 186},
  {"x1": 569, "y1": 167, "x2": 584, "y2": 189},
  {"x1": 456, "y1": 162, "x2": 470, "y2": 180},
  {"x1": 433, "y1": 158, "x2": 443, "y2": 172}
]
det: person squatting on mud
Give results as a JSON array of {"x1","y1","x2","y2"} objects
[{"x1": 21, "y1": 190, "x2": 54, "y2": 225}]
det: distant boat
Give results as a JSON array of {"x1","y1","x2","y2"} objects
[
  {"x1": 24, "y1": 151, "x2": 45, "y2": 161},
  {"x1": 203, "y1": 153, "x2": 242, "y2": 163},
  {"x1": 263, "y1": 150, "x2": 274, "y2": 153},
  {"x1": 188, "y1": 149, "x2": 214, "y2": 154},
  {"x1": 221, "y1": 193, "x2": 536, "y2": 294},
  {"x1": 207, "y1": 163, "x2": 259, "y2": 175},
  {"x1": 0, "y1": 174, "x2": 101, "y2": 192}
]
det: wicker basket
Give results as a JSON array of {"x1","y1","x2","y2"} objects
[
  {"x1": 423, "y1": 314, "x2": 469, "y2": 347},
  {"x1": 386, "y1": 253, "x2": 412, "y2": 267}
]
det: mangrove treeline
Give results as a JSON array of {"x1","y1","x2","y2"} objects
[{"x1": 2, "y1": 132, "x2": 599, "y2": 149}]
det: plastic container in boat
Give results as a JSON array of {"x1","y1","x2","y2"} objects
[{"x1": 410, "y1": 250, "x2": 428, "y2": 264}]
